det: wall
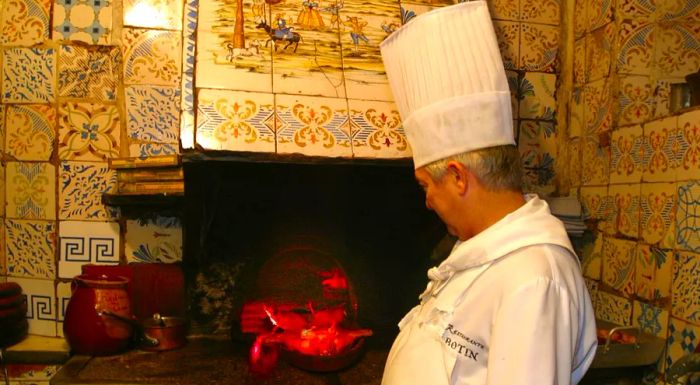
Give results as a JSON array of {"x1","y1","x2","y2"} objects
[{"x1": 561, "y1": 0, "x2": 700, "y2": 383}]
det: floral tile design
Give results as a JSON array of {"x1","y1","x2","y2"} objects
[
  {"x1": 657, "y1": 1, "x2": 700, "y2": 21},
  {"x1": 574, "y1": 38, "x2": 586, "y2": 85},
  {"x1": 677, "y1": 181, "x2": 700, "y2": 253},
  {"x1": 58, "y1": 45, "x2": 120, "y2": 100},
  {"x1": 619, "y1": 76, "x2": 654, "y2": 125},
  {"x1": 58, "y1": 221, "x2": 119, "y2": 279},
  {"x1": 348, "y1": 99, "x2": 410, "y2": 159},
  {"x1": 586, "y1": 0, "x2": 613, "y2": 32},
  {"x1": 52, "y1": 0, "x2": 113, "y2": 44},
  {"x1": 5, "y1": 105, "x2": 56, "y2": 161},
  {"x1": 570, "y1": 88, "x2": 585, "y2": 138},
  {"x1": 5, "y1": 220, "x2": 56, "y2": 279},
  {"x1": 632, "y1": 301, "x2": 669, "y2": 338},
  {"x1": 580, "y1": 185, "x2": 612, "y2": 222},
  {"x1": 616, "y1": 19, "x2": 654, "y2": 75},
  {"x1": 57, "y1": 281, "x2": 71, "y2": 338},
  {"x1": 636, "y1": 244, "x2": 673, "y2": 301},
  {"x1": 617, "y1": 0, "x2": 655, "y2": 21},
  {"x1": 506, "y1": 70, "x2": 519, "y2": 118},
  {"x1": 493, "y1": 21, "x2": 520, "y2": 70},
  {"x1": 653, "y1": 79, "x2": 671, "y2": 119},
  {"x1": 123, "y1": 28, "x2": 181, "y2": 86},
  {"x1": 0, "y1": 0, "x2": 51, "y2": 46},
  {"x1": 520, "y1": 0, "x2": 559, "y2": 25},
  {"x1": 602, "y1": 237, "x2": 636, "y2": 297},
  {"x1": 677, "y1": 109, "x2": 700, "y2": 181},
  {"x1": 643, "y1": 116, "x2": 681, "y2": 182},
  {"x1": 610, "y1": 124, "x2": 645, "y2": 184},
  {"x1": 655, "y1": 23, "x2": 700, "y2": 78},
  {"x1": 58, "y1": 102, "x2": 120, "y2": 161},
  {"x1": 672, "y1": 250, "x2": 700, "y2": 323},
  {"x1": 124, "y1": 0, "x2": 183, "y2": 30},
  {"x1": 7, "y1": 277, "x2": 56, "y2": 337},
  {"x1": 125, "y1": 216, "x2": 182, "y2": 264},
  {"x1": 2, "y1": 48, "x2": 55, "y2": 103},
  {"x1": 196, "y1": 89, "x2": 275, "y2": 152},
  {"x1": 609, "y1": 183, "x2": 641, "y2": 238},
  {"x1": 126, "y1": 86, "x2": 180, "y2": 143},
  {"x1": 596, "y1": 290, "x2": 633, "y2": 326},
  {"x1": 581, "y1": 232, "x2": 603, "y2": 280},
  {"x1": 586, "y1": 22, "x2": 613, "y2": 82},
  {"x1": 128, "y1": 143, "x2": 179, "y2": 158},
  {"x1": 59, "y1": 161, "x2": 119, "y2": 220},
  {"x1": 520, "y1": 23, "x2": 559, "y2": 72},
  {"x1": 518, "y1": 72, "x2": 556, "y2": 120},
  {"x1": 486, "y1": 0, "x2": 518, "y2": 21},
  {"x1": 574, "y1": 0, "x2": 587, "y2": 38},
  {"x1": 518, "y1": 120, "x2": 557, "y2": 196},
  {"x1": 6, "y1": 162, "x2": 56, "y2": 220},
  {"x1": 665, "y1": 317, "x2": 700, "y2": 374},
  {"x1": 584, "y1": 79, "x2": 613, "y2": 134},
  {"x1": 582, "y1": 135, "x2": 611, "y2": 186},
  {"x1": 276, "y1": 94, "x2": 351, "y2": 158},
  {"x1": 640, "y1": 182, "x2": 677, "y2": 248}
]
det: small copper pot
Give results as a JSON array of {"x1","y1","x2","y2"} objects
[{"x1": 141, "y1": 315, "x2": 188, "y2": 351}]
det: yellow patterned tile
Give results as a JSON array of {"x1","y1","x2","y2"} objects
[
  {"x1": 348, "y1": 99, "x2": 410, "y2": 160},
  {"x1": 632, "y1": 300, "x2": 669, "y2": 337},
  {"x1": 602, "y1": 237, "x2": 636, "y2": 297},
  {"x1": 677, "y1": 108, "x2": 700, "y2": 182},
  {"x1": 655, "y1": 23, "x2": 700, "y2": 78},
  {"x1": 643, "y1": 116, "x2": 680, "y2": 183},
  {"x1": 574, "y1": 38, "x2": 587, "y2": 85},
  {"x1": 586, "y1": 0, "x2": 613, "y2": 32},
  {"x1": 123, "y1": 28, "x2": 181, "y2": 86},
  {"x1": 596, "y1": 290, "x2": 633, "y2": 326},
  {"x1": 0, "y1": 0, "x2": 51, "y2": 46},
  {"x1": 640, "y1": 182, "x2": 677, "y2": 248},
  {"x1": 493, "y1": 20, "x2": 520, "y2": 70},
  {"x1": 586, "y1": 22, "x2": 614, "y2": 82},
  {"x1": 58, "y1": 102, "x2": 120, "y2": 161},
  {"x1": 5, "y1": 105, "x2": 56, "y2": 161},
  {"x1": 609, "y1": 183, "x2": 641, "y2": 239},
  {"x1": 489, "y1": 0, "x2": 519, "y2": 21},
  {"x1": 520, "y1": 0, "x2": 559, "y2": 25},
  {"x1": 618, "y1": 76, "x2": 653, "y2": 125},
  {"x1": 6, "y1": 162, "x2": 56, "y2": 220},
  {"x1": 520, "y1": 23, "x2": 559, "y2": 72},
  {"x1": 574, "y1": 0, "x2": 587, "y2": 38},
  {"x1": 584, "y1": 78, "x2": 613, "y2": 134},
  {"x1": 672, "y1": 251, "x2": 700, "y2": 324},
  {"x1": 519, "y1": 72, "x2": 556, "y2": 120},
  {"x1": 616, "y1": 19, "x2": 654, "y2": 75},
  {"x1": 610, "y1": 124, "x2": 644, "y2": 184},
  {"x1": 582, "y1": 135, "x2": 611, "y2": 186}
]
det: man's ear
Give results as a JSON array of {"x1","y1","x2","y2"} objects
[{"x1": 446, "y1": 161, "x2": 469, "y2": 195}]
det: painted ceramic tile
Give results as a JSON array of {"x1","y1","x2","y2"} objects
[
  {"x1": 7, "y1": 277, "x2": 56, "y2": 337},
  {"x1": 632, "y1": 300, "x2": 669, "y2": 337},
  {"x1": 58, "y1": 45, "x2": 119, "y2": 100},
  {"x1": 58, "y1": 221, "x2": 120, "y2": 279},
  {"x1": 184, "y1": 0, "x2": 198, "y2": 36},
  {"x1": 2, "y1": 48, "x2": 55, "y2": 103},
  {"x1": 518, "y1": 120, "x2": 557, "y2": 196},
  {"x1": 580, "y1": 185, "x2": 612, "y2": 222},
  {"x1": 5, "y1": 105, "x2": 56, "y2": 161},
  {"x1": 672, "y1": 250, "x2": 700, "y2": 323},
  {"x1": 194, "y1": 0, "x2": 272, "y2": 92},
  {"x1": 610, "y1": 124, "x2": 645, "y2": 184},
  {"x1": 586, "y1": 0, "x2": 613, "y2": 32},
  {"x1": 128, "y1": 143, "x2": 179, "y2": 157},
  {"x1": 6, "y1": 162, "x2": 56, "y2": 220},
  {"x1": 643, "y1": 116, "x2": 681, "y2": 182},
  {"x1": 583, "y1": 79, "x2": 613, "y2": 134},
  {"x1": 636, "y1": 244, "x2": 673, "y2": 301},
  {"x1": 518, "y1": 72, "x2": 556, "y2": 120},
  {"x1": 53, "y1": 0, "x2": 112, "y2": 44},
  {"x1": 574, "y1": 38, "x2": 586, "y2": 85},
  {"x1": 5, "y1": 220, "x2": 56, "y2": 279},
  {"x1": 59, "y1": 161, "x2": 119, "y2": 220},
  {"x1": 617, "y1": 0, "x2": 655, "y2": 21},
  {"x1": 596, "y1": 290, "x2": 633, "y2": 326},
  {"x1": 0, "y1": 0, "x2": 51, "y2": 45},
  {"x1": 657, "y1": 1, "x2": 700, "y2": 21},
  {"x1": 340, "y1": 1, "x2": 401, "y2": 101},
  {"x1": 276, "y1": 94, "x2": 351, "y2": 157},
  {"x1": 652, "y1": 79, "x2": 671, "y2": 119},
  {"x1": 493, "y1": 21, "x2": 519, "y2": 70},
  {"x1": 567, "y1": 137, "x2": 582, "y2": 187},
  {"x1": 57, "y1": 281, "x2": 71, "y2": 338},
  {"x1": 123, "y1": 28, "x2": 181, "y2": 86},
  {"x1": 619, "y1": 76, "x2": 653, "y2": 125},
  {"x1": 665, "y1": 317, "x2": 700, "y2": 374},
  {"x1": 677, "y1": 181, "x2": 700, "y2": 253},
  {"x1": 125, "y1": 216, "x2": 182, "y2": 263},
  {"x1": 584, "y1": 278, "x2": 599, "y2": 308},
  {"x1": 126, "y1": 86, "x2": 180, "y2": 143},
  {"x1": 506, "y1": 70, "x2": 519, "y2": 118},
  {"x1": 58, "y1": 102, "x2": 120, "y2": 161},
  {"x1": 520, "y1": 0, "x2": 559, "y2": 25},
  {"x1": 484, "y1": 0, "x2": 518, "y2": 20},
  {"x1": 640, "y1": 182, "x2": 677, "y2": 248},
  {"x1": 586, "y1": 22, "x2": 613, "y2": 82},
  {"x1": 677, "y1": 109, "x2": 700, "y2": 181},
  {"x1": 573, "y1": 0, "x2": 587, "y2": 38},
  {"x1": 399, "y1": 3, "x2": 435, "y2": 26},
  {"x1": 581, "y1": 135, "x2": 611, "y2": 186},
  {"x1": 196, "y1": 89, "x2": 275, "y2": 152},
  {"x1": 602, "y1": 237, "x2": 636, "y2": 297},
  {"x1": 570, "y1": 87, "x2": 584, "y2": 138},
  {"x1": 348, "y1": 99, "x2": 410, "y2": 159},
  {"x1": 520, "y1": 23, "x2": 558, "y2": 72},
  {"x1": 616, "y1": 19, "x2": 654, "y2": 75},
  {"x1": 609, "y1": 183, "x2": 641, "y2": 238},
  {"x1": 655, "y1": 23, "x2": 700, "y2": 78},
  {"x1": 581, "y1": 232, "x2": 603, "y2": 280},
  {"x1": 180, "y1": 57, "x2": 195, "y2": 150},
  {"x1": 124, "y1": 0, "x2": 183, "y2": 30}
]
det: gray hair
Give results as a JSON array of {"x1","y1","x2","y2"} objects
[{"x1": 422, "y1": 145, "x2": 523, "y2": 192}]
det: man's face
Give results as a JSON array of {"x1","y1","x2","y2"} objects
[{"x1": 414, "y1": 167, "x2": 460, "y2": 237}]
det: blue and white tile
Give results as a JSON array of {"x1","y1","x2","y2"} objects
[
  {"x1": 128, "y1": 143, "x2": 179, "y2": 158},
  {"x1": 58, "y1": 221, "x2": 120, "y2": 279},
  {"x1": 53, "y1": 0, "x2": 113, "y2": 44},
  {"x1": 665, "y1": 317, "x2": 700, "y2": 377},
  {"x1": 59, "y1": 161, "x2": 119, "y2": 220},
  {"x1": 58, "y1": 45, "x2": 119, "y2": 100},
  {"x1": 5, "y1": 219, "x2": 56, "y2": 279},
  {"x1": 2, "y1": 48, "x2": 55, "y2": 103},
  {"x1": 632, "y1": 300, "x2": 669, "y2": 337},
  {"x1": 7, "y1": 277, "x2": 56, "y2": 337},
  {"x1": 126, "y1": 85, "x2": 180, "y2": 143},
  {"x1": 672, "y1": 250, "x2": 700, "y2": 324},
  {"x1": 125, "y1": 216, "x2": 182, "y2": 264},
  {"x1": 677, "y1": 181, "x2": 700, "y2": 253}
]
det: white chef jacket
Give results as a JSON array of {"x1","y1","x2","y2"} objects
[{"x1": 382, "y1": 194, "x2": 597, "y2": 385}]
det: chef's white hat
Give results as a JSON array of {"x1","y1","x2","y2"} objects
[{"x1": 380, "y1": 1, "x2": 514, "y2": 169}]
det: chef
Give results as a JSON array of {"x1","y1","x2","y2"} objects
[{"x1": 379, "y1": 2, "x2": 597, "y2": 385}]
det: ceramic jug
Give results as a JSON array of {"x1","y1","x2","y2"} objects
[{"x1": 63, "y1": 274, "x2": 133, "y2": 355}]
